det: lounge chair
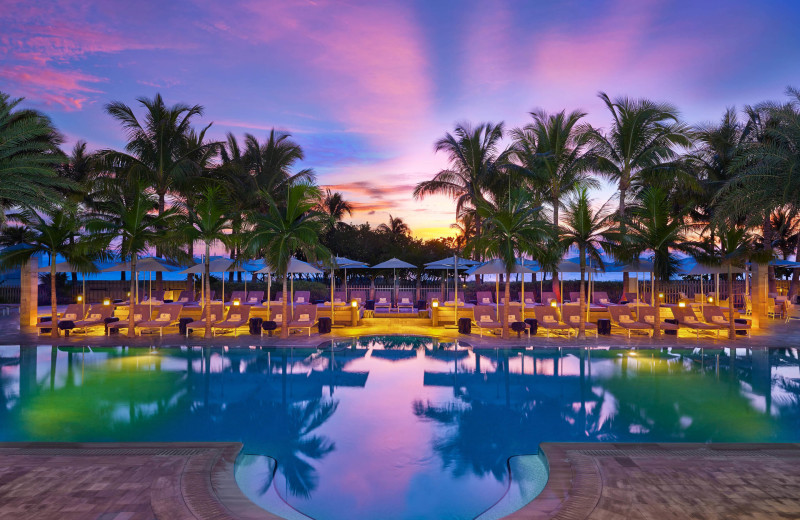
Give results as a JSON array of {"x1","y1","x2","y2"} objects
[
  {"x1": 288, "y1": 304, "x2": 318, "y2": 336},
  {"x1": 607, "y1": 305, "x2": 653, "y2": 338},
  {"x1": 212, "y1": 305, "x2": 251, "y2": 336},
  {"x1": 108, "y1": 304, "x2": 152, "y2": 334},
  {"x1": 374, "y1": 291, "x2": 392, "y2": 313},
  {"x1": 522, "y1": 295, "x2": 537, "y2": 307},
  {"x1": 505, "y1": 309, "x2": 531, "y2": 338},
  {"x1": 185, "y1": 290, "x2": 214, "y2": 308},
  {"x1": 293, "y1": 291, "x2": 311, "y2": 305},
  {"x1": 702, "y1": 305, "x2": 751, "y2": 337},
  {"x1": 140, "y1": 290, "x2": 165, "y2": 305},
  {"x1": 350, "y1": 290, "x2": 367, "y2": 306},
  {"x1": 637, "y1": 307, "x2": 679, "y2": 334},
  {"x1": 561, "y1": 305, "x2": 597, "y2": 337},
  {"x1": 72, "y1": 305, "x2": 114, "y2": 333},
  {"x1": 672, "y1": 306, "x2": 724, "y2": 337},
  {"x1": 533, "y1": 306, "x2": 572, "y2": 337},
  {"x1": 173, "y1": 290, "x2": 195, "y2": 305},
  {"x1": 397, "y1": 292, "x2": 416, "y2": 313},
  {"x1": 498, "y1": 295, "x2": 519, "y2": 305},
  {"x1": 245, "y1": 291, "x2": 264, "y2": 305},
  {"x1": 476, "y1": 291, "x2": 494, "y2": 306},
  {"x1": 229, "y1": 290, "x2": 247, "y2": 304},
  {"x1": 593, "y1": 292, "x2": 612, "y2": 306},
  {"x1": 541, "y1": 292, "x2": 558, "y2": 305},
  {"x1": 263, "y1": 307, "x2": 286, "y2": 336},
  {"x1": 137, "y1": 303, "x2": 183, "y2": 337},
  {"x1": 186, "y1": 303, "x2": 225, "y2": 336},
  {"x1": 473, "y1": 306, "x2": 502, "y2": 336},
  {"x1": 37, "y1": 304, "x2": 88, "y2": 334}
]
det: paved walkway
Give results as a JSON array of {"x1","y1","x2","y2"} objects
[{"x1": 2, "y1": 443, "x2": 799, "y2": 519}]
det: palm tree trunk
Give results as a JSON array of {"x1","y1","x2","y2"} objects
[
  {"x1": 653, "y1": 279, "x2": 662, "y2": 339},
  {"x1": 619, "y1": 184, "x2": 629, "y2": 291},
  {"x1": 280, "y1": 275, "x2": 289, "y2": 339},
  {"x1": 502, "y1": 275, "x2": 510, "y2": 340},
  {"x1": 187, "y1": 241, "x2": 195, "y2": 294},
  {"x1": 552, "y1": 201, "x2": 560, "y2": 293},
  {"x1": 727, "y1": 262, "x2": 736, "y2": 340},
  {"x1": 128, "y1": 256, "x2": 137, "y2": 338},
  {"x1": 763, "y1": 213, "x2": 776, "y2": 294},
  {"x1": 204, "y1": 243, "x2": 212, "y2": 338},
  {"x1": 788, "y1": 239, "x2": 800, "y2": 301},
  {"x1": 579, "y1": 250, "x2": 586, "y2": 339},
  {"x1": 50, "y1": 262, "x2": 59, "y2": 338}
]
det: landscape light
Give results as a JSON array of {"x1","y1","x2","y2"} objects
[
  {"x1": 76, "y1": 295, "x2": 83, "y2": 302},
  {"x1": 103, "y1": 298, "x2": 111, "y2": 306},
  {"x1": 658, "y1": 293, "x2": 664, "y2": 299},
  {"x1": 431, "y1": 300, "x2": 439, "y2": 308},
  {"x1": 550, "y1": 300, "x2": 557, "y2": 307},
  {"x1": 707, "y1": 296, "x2": 714, "y2": 303},
  {"x1": 233, "y1": 299, "x2": 240, "y2": 306},
  {"x1": 678, "y1": 302, "x2": 686, "y2": 308},
  {"x1": 351, "y1": 300, "x2": 358, "y2": 308}
]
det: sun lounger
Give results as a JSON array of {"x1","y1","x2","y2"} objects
[
  {"x1": 292, "y1": 291, "x2": 311, "y2": 305},
  {"x1": 288, "y1": 304, "x2": 318, "y2": 336},
  {"x1": 397, "y1": 292, "x2": 416, "y2": 313},
  {"x1": 184, "y1": 290, "x2": 214, "y2": 308},
  {"x1": 137, "y1": 303, "x2": 183, "y2": 336},
  {"x1": 374, "y1": 291, "x2": 392, "y2": 312},
  {"x1": 476, "y1": 291, "x2": 494, "y2": 306},
  {"x1": 522, "y1": 295, "x2": 537, "y2": 306},
  {"x1": 186, "y1": 303, "x2": 225, "y2": 336},
  {"x1": 702, "y1": 305, "x2": 751, "y2": 337},
  {"x1": 473, "y1": 306, "x2": 502, "y2": 336},
  {"x1": 533, "y1": 306, "x2": 572, "y2": 337},
  {"x1": 637, "y1": 307, "x2": 679, "y2": 333},
  {"x1": 350, "y1": 290, "x2": 367, "y2": 306},
  {"x1": 540, "y1": 292, "x2": 558, "y2": 305},
  {"x1": 212, "y1": 305, "x2": 251, "y2": 336},
  {"x1": 140, "y1": 290, "x2": 165, "y2": 305},
  {"x1": 174, "y1": 290, "x2": 194, "y2": 304},
  {"x1": 592, "y1": 292, "x2": 612, "y2": 306},
  {"x1": 330, "y1": 291, "x2": 347, "y2": 304},
  {"x1": 72, "y1": 305, "x2": 114, "y2": 333},
  {"x1": 561, "y1": 305, "x2": 597, "y2": 337},
  {"x1": 607, "y1": 305, "x2": 653, "y2": 338},
  {"x1": 672, "y1": 306, "x2": 724, "y2": 337},
  {"x1": 37, "y1": 304, "x2": 88, "y2": 334},
  {"x1": 505, "y1": 309, "x2": 531, "y2": 338},
  {"x1": 108, "y1": 304, "x2": 152, "y2": 334},
  {"x1": 245, "y1": 291, "x2": 264, "y2": 305},
  {"x1": 228, "y1": 290, "x2": 247, "y2": 304}
]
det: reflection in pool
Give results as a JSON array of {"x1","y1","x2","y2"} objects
[{"x1": 1, "y1": 338, "x2": 799, "y2": 519}]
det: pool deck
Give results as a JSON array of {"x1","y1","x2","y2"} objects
[
  {"x1": 2, "y1": 442, "x2": 799, "y2": 519},
  {"x1": 2, "y1": 305, "x2": 799, "y2": 350}
]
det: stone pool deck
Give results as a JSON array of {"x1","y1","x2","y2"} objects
[
  {"x1": 1, "y1": 305, "x2": 799, "y2": 350},
  {"x1": 1, "y1": 443, "x2": 799, "y2": 519}
]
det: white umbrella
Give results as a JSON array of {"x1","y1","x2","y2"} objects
[
  {"x1": 470, "y1": 259, "x2": 535, "y2": 319},
  {"x1": 372, "y1": 258, "x2": 417, "y2": 304},
  {"x1": 425, "y1": 256, "x2": 477, "y2": 307},
  {"x1": 255, "y1": 258, "x2": 322, "y2": 314}
]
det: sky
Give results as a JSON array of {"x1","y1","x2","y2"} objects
[{"x1": 2, "y1": 0, "x2": 800, "y2": 239}]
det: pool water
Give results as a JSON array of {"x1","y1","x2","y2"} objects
[{"x1": 1, "y1": 338, "x2": 799, "y2": 520}]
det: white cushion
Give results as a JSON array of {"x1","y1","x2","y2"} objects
[
  {"x1": 509, "y1": 315, "x2": 518, "y2": 322},
  {"x1": 569, "y1": 316, "x2": 579, "y2": 323},
  {"x1": 712, "y1": 315, "x2": 726, "y2": 323},
  {"x1": 133, "y1": 314, "x2": 142, "y2": 322},
  {"x1": 378, "y1": 298, "x2": 387, "y2": 303},
  {"x1": 274, "y1": 314, "x2": 282, "y2": 322},
  {"x1": 298, "y1": 313, "x2": 310, "y2": 322},
  {"x1": 401, "y1": 298, "x2": 410, "y2": 303},
  {"x1": 156, "y1": 313, "x2": 171, "y2": 322},
  {"x1": 89, "y1": 313, "x2": 101, "y2": 320},
  {"x1": 64, "y1": 313, "x2": 77, "y2": 320},
  {"x1": 230, "y1": 314, "x2": 241, "y2": 321},
  {"x1": 482, "y1": 297, "x2": 491, "y2": 303},
  {"x1": 525, "y1": 298, "x2": 534, "y2": 304},
  {"x1": 619, "y1": 315, "x2": 633, "y2": 324},
  {"x1": 684, "y1": 316, "x2": 697, "y2": 323},
  {"x1": 542, "y1": 315, "x2": 556, "y2": 323},
  {"x1": 480, "y1": 315, "x2": 493, "y2": 323},
  {"x1": 600, "y1": 298, "x2": 609, "y2": 304},
  {"x1": 296, "y1": 297, "x2": 305, "y2": 303},
  {"x1": 644, "y1": 315, "x2": 655, "y2": 323},
  {"x1": 248, "y1": 297, "x2": 258, "y2": 303},
  {"x1": 334, "y1": 298, "x2": 342, "y2": 303},
  {"x1": 209, "y1": 314, "x2": 218, "y2": 321},
  {"x1": 178, "y1": 297, "x2": 189, "y2": 303}
]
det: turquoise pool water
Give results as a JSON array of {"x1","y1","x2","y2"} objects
[{"x1": 1, "y1": 338, "x2": 799, "y2": 519}]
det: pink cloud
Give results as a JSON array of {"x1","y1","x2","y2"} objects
[{"x1": 0, "y1": 65, "x2": 105, "y2": 110}]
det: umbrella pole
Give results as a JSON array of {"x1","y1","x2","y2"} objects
[
  {"x1": 82, "y1": 275, "x2": 86, "y2": 316},
  {"x1": 521, "y1": 269, "x2": 525, "y2": 321},
  {"x1": 291, "y1": 275, "x2": 294, "y2": 315},
  {"x1": 701, "y1": 275, "x2": 704, "y2": 314},
  {"x1": 267, "y1": 274, "x2": 271, "y2": 316},
  {"x1": 635, "y1": 272, "x2": 640, "y2": 317},
  {"x1": 715, "y1": 273, "x2": 719, "y2": 303},
  {"x1": 496, "y1": 276, "x2": 500, "y2": 320},
  {"x1": 149, "y1": 271, "x2": 152, "y2": 316},
  {"x1": 330, "y1": 263, "x2": 335, "y2": 326},
  {"x1": 453, "y1": 254, "x2": 458, "y2": 310}
]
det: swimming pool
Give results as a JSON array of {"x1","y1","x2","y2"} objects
[{"x1": 1, "y1": 337, "x2": 799, "y2": 519}]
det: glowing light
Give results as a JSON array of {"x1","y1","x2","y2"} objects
[
  {"x1": 708, "y1": 296, "x2": 714, "y2": 303},
  {"x1": 233, "y1": 300, "x2": 241, "y2": 306},
  {"x1": 77, "y1": 295, "x2": 83, "y2": 302},
  {"x1": 351, "y1": 300, "x2": 358, "y2": 308},
  {"x1": 550, "y1": 301, "x2": 557, "y2": 307},
  {"x1": 678, "y1": 302, "x2": 686, "y2": 308},
  {"x1": 431, "y1": 300, "x2": 439, "y2": 308},
  {"x1": 103, "y1": 298, "x2": 110, "y2": 306},
  {"x1": 658, "y1": 293, "x2": 664, "y2": 299}
]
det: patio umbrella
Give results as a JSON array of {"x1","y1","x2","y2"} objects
[
  {"x1": 37, "y1": 261, "x2": 98, "y2": 316},
  {"x1": 604, "y1": 257, "x2": 656, "y2": 313},
  {"x1": 372, "y1": 258, "x2": 417, "y2": 303},
  {"x1": 469, "y1": 259, "x2": 535, "y2": 319},
  {"x1": 180, "y1": 257, "x2": 252, "y2": 306},
  {"x1": 425, "y1": 256, "x2": 478, "y2": 308},
  {"x1": 255, "y1": 258, "x2": 322, "y2": 314}
]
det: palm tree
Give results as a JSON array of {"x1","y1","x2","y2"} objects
[
  {"x1": 512, "y1": 109, "x2": 599, "y2": 291},
  {"x1": 98, "y1": 93, "x2": 217, "y2": 289},
  {"x1": 246, "y1": 183, "x2": 330, "y2": 338},
  {"x1": 318, "y1": 189, "x2": 353, "y2": 232},
  {"x1": 0, "y1": 209, "x2": 96, "y2": 337},
  {"x1": 465, "y1": 189, "x2": 550, "y2": 339},
  {"x1": 180, "y1": 186, "x2": 233, "y2": 338},
  {"x1": 0, "y1": 92, "x2": 72, "y2": 227},
  {"x1": 86, "y1": 182, "x2": 181, "y2": 338},
  {"x1": 617, "y1": 188, "x2": 694, "y2": 338},
  {"x1": 244, "y1": 130, "x2": 316, "y2": 200},
  {"x1": 377, "y1": 214, "x2": 410, "y2": 242},
  {"x1": 559, "y1": 188, "x2": 616, "y2": 338},
  {"x1": 414, "y1": 122, "x2": 512, "y2": 269}
]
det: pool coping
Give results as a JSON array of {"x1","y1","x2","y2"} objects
[
  {"x1": 0, "y1": 441, "x2": 277, "y2": 520},
  {"x1": 501, "y1": 442, "x2": 800, "y2": 519}
]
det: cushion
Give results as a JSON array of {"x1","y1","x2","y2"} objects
[
  {"x1": 209, "y1": 314, "x2": 218, "y2": 321},
  {"x1": 296, "y1": 297, "x2": 305, "y2": 303},
  {"x1": 133, "y1": 314, "x2": 142, "y2": 322},
  {"x1": 684, "y1": 316, "x2": 697, "y2": 323},
  {"x1": 525, "y1": 298, "x2": 534, "y2": 304},
  {"x1": 600, "y1": 298, "x2": 609, "y2": 304},
  {"x1": 508, "y1": 315, "x2": 518, "y2": 322},
  {"x1": 274, "y1": 314, "x2": 282, "y2": 322},
  {"x1": 89, "y1": 313, "x2": 101, "y2": 320},
  {"x1": 480, "y1": 315, "x2": 493, "y2": 323},
  {"x1": 619, "y1": 315, "x2": 633, "y2": 324},
  {"x1": 542, "y1": 315, "x2": 556, "y2": 323},
  {"x1": 569, "y1": 316, "x2": 579, "y2": 323},
  {"x1": 248, "y1": 297, "x2": 258, "y2": 303},
  {"x1": 156, "y1": 313, "x2": 171, "y2": 322},
  {"x1": 401, "y1": 298, "x2": 410, "y2": 304},
  {"x1": 644, "y1": 315, "x2": 655, "y2": 323},
  {"x1": 334, "y1": 298, "x2": 342, "y2": 303},
  {"x1": 230, "y1": 314, "x2": 241, "y2": 322},
  {"x1": 64, "y1": 313, "x2": 77, "y2": 320},
  {"x1": 378, "y1": 298, "x2": 387, "y2": 303},
  {"x1": 482, "y1": 297, "x2": 491, "y2": 303},
  {"x1": 299, "y1": 313, "x2": 310, "y2": 322},
  {"x1": 179, "y1": 297, "x2": 189, "y2": 303}
]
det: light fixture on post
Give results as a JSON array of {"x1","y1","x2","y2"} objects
[
  {"x1": 678, "y1": 302, "x2": 686, "y2": 308},
  {"x1": 76, "y1": 295, "x2": 83, "y2": 302},
  {"x1": 103, "y1": 298, "x2": 111, "y2": 306},
  {"x1": 431, "y1": 299, "x2": 439, "y2": 327},
  {"x1": 233, "y1": 299, "x2": 241, "y2": 307},
  {"x1": 707, "y1": 296, "x2": 714, "y2": 303}
]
